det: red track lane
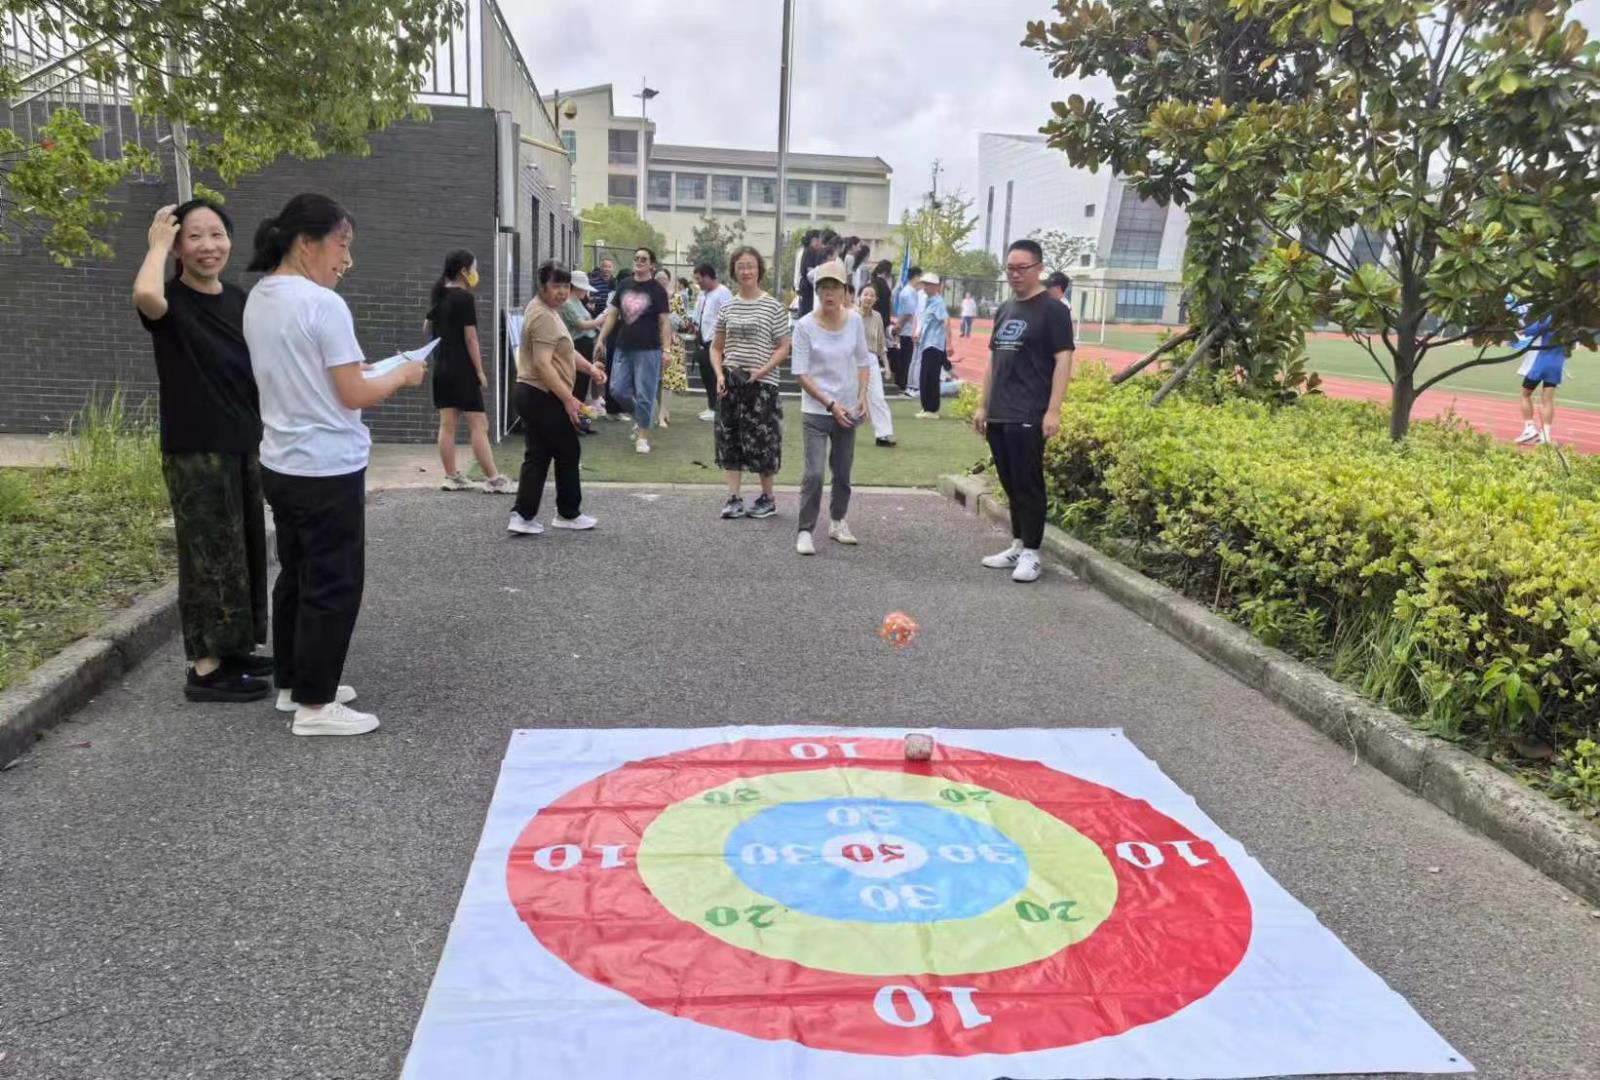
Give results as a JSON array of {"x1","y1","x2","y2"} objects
[{"x1": 946, "y1": 325, "x2": 1600, "y2": 454}]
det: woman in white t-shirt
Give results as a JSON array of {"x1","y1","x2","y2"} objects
[
  {"x1": 243, "y1": 194, "x2": 426, "y2": 738},
  {"x1": 790, "y1": 259, "x2": 872, "y2": 556}
]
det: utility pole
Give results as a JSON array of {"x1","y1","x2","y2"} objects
[{"x1": 772, "y1": 0, "x2": 795, "y2": 296}]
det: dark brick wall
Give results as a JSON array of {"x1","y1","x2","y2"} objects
[{"x1": 0, "y1": 105, "x2": 500, "y2": 443}]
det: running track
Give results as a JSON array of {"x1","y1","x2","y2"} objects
[{"x1": 947, "y1": 323, "x2": 1600, "y2": 453}]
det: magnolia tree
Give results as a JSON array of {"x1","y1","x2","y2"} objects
[
  {"x1": 1240, "y1": 0, "x2": 1600, "y2": 437},
  {"x1": 1, "y1": 0, "x2": 463, "y2": 263},
  {"x1": 1029, "y1": 0, "x2": 1600, "y2": 435},
  {"x1": 1027, "y1": 0, "x2": 1328, "y2": 403}
]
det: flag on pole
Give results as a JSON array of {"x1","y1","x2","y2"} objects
[{"x1": 899, "y1": 242, "x2": 912, "y2": 287}]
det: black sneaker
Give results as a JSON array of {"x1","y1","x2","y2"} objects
[
  {"x1": 223, "y1": 653, "x2": 274, "y2": 678},
  {"x1": 748, "y1": 493, "x2": 777, "y2": 519},
  {"x1": 185, "y1": 667, "x2": 272, "y2": 703},
  {"x1": 720, "y1": 495, "x2": 747, "y2": 519},
  {"x1": 876, "y1": 437, "x2": 897, "y2": 448}
]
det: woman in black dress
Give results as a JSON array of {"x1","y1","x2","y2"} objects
[{"x1": 427, "y1": 250, "x2": 515, "y2": 493}]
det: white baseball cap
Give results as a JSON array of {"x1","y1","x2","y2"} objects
[
  {"x1": 922, "y1": 272, "x2": 942, "y2": 286},
  {"x1": 569, "y1": 270, "x2": 592, "y2": 294}
]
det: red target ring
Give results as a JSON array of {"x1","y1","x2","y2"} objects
[{"x1": 505, "y1": 736, "x2": 1251, "y2": 1056}]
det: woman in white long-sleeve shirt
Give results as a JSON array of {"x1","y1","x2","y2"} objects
[
  {"x1": 790, "y1": 259, "x2": 872, "y2": 556},
  {"x1": 243, "y1": 193, "x2": 426, "y2": 737}
]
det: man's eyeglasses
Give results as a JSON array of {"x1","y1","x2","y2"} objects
[{"x1": 1004, "y1": 261, "x2": 1041, "y2": 275}]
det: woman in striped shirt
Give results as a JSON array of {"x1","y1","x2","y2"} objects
[{"x1": 710, "y1": 246, "x2": 791, "y2": 520}]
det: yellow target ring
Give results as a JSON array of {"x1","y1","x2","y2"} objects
[{"x1": 635, "y1": 767, "x2": 1118, "y2": 977}]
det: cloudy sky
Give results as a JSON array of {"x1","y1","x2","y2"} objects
[
  {"x1": 504, "y1": 0, "x2": 1097, "y2": 221},
  {"x1": 504, "y1": 0, "x2": 1600, "y2": 223}
]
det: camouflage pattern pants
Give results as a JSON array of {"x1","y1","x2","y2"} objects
[{"x1": 161, "y1": 452, "x2": 269, "y2": 661}]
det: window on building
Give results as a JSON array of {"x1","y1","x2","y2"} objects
[
  {"x1": 1115, "y1": 282, "x2": 1167, "y2": 322},
  {"x1": 608, "y1": 129, "x2": 637, "y2": 166},
  {"x1": 748, "y1": 178, "x2": 777, "y2": 207},
  {"x1": 786, "y1": 179, "x2": 812, "y2": 208},
  {"x1": 648, "y1": 171, "x2": 672, "y2": 209},
  {"x1": 1080, "y1": 253, "x2": 1093, "y2": 267},
  {"x1": 817, "y1": 182, "x2": 847, "y2": 211},
  {"x1": 561, "y1": 131, "x2": 577, "y2": 161},
  {"x1": 608, "y1": 174, "x2": 638, "y2": 206},
  {"x1": 1085, "y1": 203, "x2": 1096, "y2": 217},
  {"x1": 712, "y1": 175, "x2": 743, "y2": 206},
  {"x1": 676, "y1": 173, "x2": 708, "y2": 205},
  {"x1": 1107, "y1": 187, "x2": 1169, "y2": 270},
  {"x1": 549, "y1": 212, "x2": 556, "y2": 259}
]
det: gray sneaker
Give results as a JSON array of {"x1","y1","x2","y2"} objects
[
  {"x1": 441, "y1": 473, "x2": 476, "y2": 492},
  {"x1": 721, "y1": 495, "x2": 747, "y2": 519},
  {"x1": 747, "y1": 493, "x2": 777, "y2": 519},
  {"x1": 482, "y1": 474, "x2": 519, "y2": 494}
]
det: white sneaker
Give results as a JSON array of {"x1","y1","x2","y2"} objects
[
  {"x1": 441, "y1": 473, "x2": 476, "y2": 491},
  {"x1": 1539, "y1": 426, "x2": 1554, "y2": 445},
  {"x1": 982, "y1": 541, "x2": 1023, "y2": 569},
  {"x1": 914, "y1": 411, "x2": 940, "y2": 420},
  {"x1": 507, "y1": 512, "x2": 544, "y2": 536},
  {"x1": 1012, "y1": 549, "x2": 1042, "y2": 583},
  {"x1": 482, "y1": 474, "x2": 519, "y2": 494},
  {"x1": 828, "y1": 519, "x2": 858, "y2": 545},
  {"x1": 796, "y1": 531, "x2": 816, "y2": 556},
  {"x1": 698, "y1": 409, "x2": 716, "y2": 422},
  {"x1": 1514, "y1": 424, "x2": 1540, "y2": 444},
  {"x1": 636, "y1": 437, "x2": 651, "y2": 454},
  {"x1": 552, "y1": 513, "x2": 598, "y2": 531},
  {"x1": 276, "y1": 686, "x2": 356, "y2": 713},
  {"x1": 290, "y1": 701, "x2": 379, "y2": 737}
]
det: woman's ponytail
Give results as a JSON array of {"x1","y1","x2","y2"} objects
[
  {"x1": 247, "y1": 218, "x2": 287, "y2": 273},
  {"x1": 247, "y1": 194, "x2": 355, "y2": 274}
]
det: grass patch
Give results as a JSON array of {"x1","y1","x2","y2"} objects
[
  {"x1": 0, "y1": 392, "x2": 172, "y2": 693},
  {"x1": 482, "y1": 392, "x2": 987, "y2": 488}
]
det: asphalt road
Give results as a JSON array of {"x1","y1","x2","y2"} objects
[{"x1": 0, "y1": 487, "x2": 1596, "y2": 1080}]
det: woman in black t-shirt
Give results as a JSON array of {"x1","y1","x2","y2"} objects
[
  {"x1": 425, "y1": 250, "x2": 515, "y2": 493},
  {"x1": 133, "y1": 200, "x2": 271, "y2": 704}
]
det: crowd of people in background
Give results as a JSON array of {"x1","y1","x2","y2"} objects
[{"x1": 150, "y1": 189, "x2": 1585, "y2": 738}]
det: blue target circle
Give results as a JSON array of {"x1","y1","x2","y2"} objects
[{"x1": 723, "y1": 798, "x2": 1029, "y2": 923}]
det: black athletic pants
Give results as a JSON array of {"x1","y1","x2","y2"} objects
[
  {"x1": 891, "y1": 335, "x2": 914, "y2": 390},
  {"x1": 920, "y1": 347, "x2": 948, "y2": 413},
  {"x1": 694, "y1": 338, "x2": 718, "y2": 409},
  {"x1": 513, "y1": 382, "x2": 581, "y2": 522},
  {"x1": 986, "y1": 421, "x2": 1047, "y2": 550},
  {"x1": 261, "y1": 466, "x2": 366, "y2": 707}
]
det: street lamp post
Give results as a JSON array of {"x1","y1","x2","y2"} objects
[
  {"x1": 635, "y1": 79, "x2": 659, "y2": 219},
  {"x1": 773, "y1": 0, "x2": 795, "y2": 296}
]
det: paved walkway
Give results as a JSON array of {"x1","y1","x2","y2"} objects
[
  {"x1": 949, "y1": 327, "x2": 1600, "y2": 452},
  {"x1": 0, "y1": 488, "x2": 1595, "y2": 1079}
]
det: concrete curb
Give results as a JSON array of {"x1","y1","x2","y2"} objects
[
  {"x1": 940, "y1": 473, "x2": 1600, "y2": 907},
  {"x1": 0, "y1": 529, "x2": 271, "y2": 769}
]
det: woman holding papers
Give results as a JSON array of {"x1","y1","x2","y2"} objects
[
  {"x1": 133, "y1": 198, "x2": 273, "y2": 704},
  {"x1": 426, "y1": 249, "x2": 515, "y2": 493},
  {"x1": 507, "y1": 261, "x2": 607, "y2": 536},
  {"x1": 243, "y1": 193, "x2": 426, "y2": 737}
]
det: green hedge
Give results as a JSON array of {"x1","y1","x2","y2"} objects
[{"x1": 1020, "y1": 369, "x2": 1600, "y2": 776}]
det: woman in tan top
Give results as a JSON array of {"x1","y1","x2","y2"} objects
[
  {"x1": 508, "y1": 261, "x2": 607, "y2": 536},
  {"x1": 857, "y1": 282, "x2": 896, "y2": 448}
]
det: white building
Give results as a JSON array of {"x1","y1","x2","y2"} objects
[
  {"x1": 978, "y1": 133, "x2": 1190, "y2": 322},
  {"x1": 545, "y1": 84, "x2": 894, "y2": 268}
]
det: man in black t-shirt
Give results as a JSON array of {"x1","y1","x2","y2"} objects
[
  {"x1": 595, "y1": 247, "x2": 673, "y2": 453},
  {"x1": 974, "y1": 238, "x2": 1076, "y2": 583}
]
